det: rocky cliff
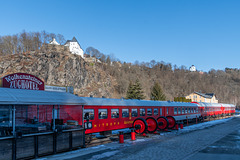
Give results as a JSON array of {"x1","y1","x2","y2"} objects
[{"x1": 0, "y1": 49, "x2": 117, "y2": 98}]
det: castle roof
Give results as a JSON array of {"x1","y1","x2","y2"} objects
[{"x1": 65, "y1": 37, "x2": 80, "y2": 46}]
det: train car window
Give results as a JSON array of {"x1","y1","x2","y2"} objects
[
  {"x1": 185, "y1": 108, "x2": 188, "y2": 113},
  {"x1": 122, "y1": 109, "x2": 129, "y2": 118},
  {"x1": 98, "y1": 109, "x2": 108, "y2": 119},
  {"x1": 147, "y1": 108, "x2": 152, "y2": 116},
  {"x1": 194, "y1": 108, "x2": 196, "y2": 113},
  {"x1": 160, "y1": 108, "x2": 162, "y2": 115},
  {"x1": 188, "y1": 108, "x2": 191, "y2": 113},
  {"x1": 182, "y1": 107, "x2": 185, "y2": 114},
  {"x1": 84, "y1": 109, "x2": 94, "y2": 120},
  {"x1": 154, "y1": 108, "x2": 158, "y2": 115},
  {"x1": 111, "y1": 109, "x2": 119, "y2": 118},
  {"x1": 166, "y1": 108, "x2": 169, "y2": 115},
  {"x1": 174, "y1": 108, "x2": 177, "y2": 114},
  {"x1": 178, "y1": 107, "x2": 181, "y2": 114},
  {"x1": 140, "y1": 108, "x2": 145, "y2": 116},
  {"x1": 196, "y1": 108, "x2": 198, "y2": 113},
  {"x1": 132, "y1": 109, "x2": 138, "y2": 117},
  {"x1": 191, "y1": 108, "x2": 194, "y2": 113}
]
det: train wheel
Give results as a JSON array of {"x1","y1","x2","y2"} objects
[
  {"x1": 146, "y1": 117, "x2": 158, "y2": 133},
  {"x1": 133, "y1": 118, "x2": 148, "y2": 134},
  {"x1": 166, "y1": 116, "x2": 176, "y2": 129},
  {"x1": 157, "y1": 116, "x2": 169, "y2": 130}
]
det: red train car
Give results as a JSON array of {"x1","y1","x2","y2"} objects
[
  {"x1": 196, "y1": 102, "x2": 236, "y2": 119},
  {"x1": 82, "y1": 97, "x2": 201, "y2": 134}
]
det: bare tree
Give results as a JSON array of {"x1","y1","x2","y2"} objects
[{"x1": 57, "y1": 34, "x2": 65, "y2": 45}]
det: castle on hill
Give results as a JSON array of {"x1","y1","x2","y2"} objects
[{"x1": 49, "y1": 37, "x2": 84, "y2": 58}]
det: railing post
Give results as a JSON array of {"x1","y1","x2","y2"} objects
[
  {"x1": 52, "y1": 105, "x2": 55, "y2": 131},
  {"x1": 53, "y1": 131, "x2": 57, "y2": 154},
  {"x1": 69, "y1": 131, "x2": 73, "y2": 150},
  {"x1": 34, "y1": 135, "x2": 38, "y2": 158},
  {"x1": 12, "y1": 105, "x2": 17, "y2": 160},
  {"x1": 12, "y1": 138, "x2": 16, "y2": 160},
  {"x1": 12, "y1": 105, "x2": 16, "y2": 137}
]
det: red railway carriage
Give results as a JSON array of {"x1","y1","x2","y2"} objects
[
  {"x1": 81, "y1": 97, "x2": 200, "y2": 134},
  {"x1": 197, "y1": 102, "x2": 223, "y2": 118},
  {"x1": 220, "y1": 103, "x2": 236, "y2": 115},
  {"x1": 196, "y1": 102, "x2": 236, "y2": 118}
]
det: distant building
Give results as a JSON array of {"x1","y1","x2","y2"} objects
[
  {"x1": 84, "y1": 56, "x2": 102, "y2": 63},
  {"x1": 49, "y1": 37, "x2": 84, "y2": 58},
  {"x1": 199, "y1": 71, "x2": 204, "y2": 75},
  {"x1": 189, "y1": 65, "x2": 196, "y2": 72},
  {"x1": 64, "y1": 37, "x2": 84, "y2": 58},
  {"x1": 49, "y1": 38, "x2": 60, "y2": 45},
  {"x1": 185, "y1": 92, "x2": 218, "y2": 103}
]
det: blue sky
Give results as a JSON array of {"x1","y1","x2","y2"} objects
[{"x1": 0, "y1": 0, "x2": 240, "y2": 71}]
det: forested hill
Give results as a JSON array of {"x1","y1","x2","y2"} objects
[
  {"x1": 0, "y1": 47, "x2": 240, "y2": 106},
  {"x1": 0, "y1": 31, "x2": 240, "y2": 106}
]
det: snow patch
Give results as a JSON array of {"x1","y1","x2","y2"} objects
[{"x1": 177, "y1": 117, "x2": 233, "y2": 134}]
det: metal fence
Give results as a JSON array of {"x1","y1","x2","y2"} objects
[{"x1": 0, "y1": 129, "x2": 85, "y2": 160}]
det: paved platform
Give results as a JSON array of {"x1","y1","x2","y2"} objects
[
  {"x1": 37, "y1": 117, "x2": 240, "y2": 160},
  {"x1": 186, "y1": 129, "x2": 240, "y2": 160}
]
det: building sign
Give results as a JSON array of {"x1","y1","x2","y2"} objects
[
  {"x1": 45, "y1": 85, "x2": 74, "y2": 94},
  {"x1": 45, "y1": 85, "x2": 67, "y2": 92},
  {"x1": 1, "y1": 73, "x2": 44, "y2": 90}
]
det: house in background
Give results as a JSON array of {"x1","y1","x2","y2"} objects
[
  {"x1": 64, "y1": 37, "x2": 84, "y2": 58},
  {"x1": 185, "y1": 91, "x2": 218, "y2": 103},
  {"x1": 49, "y1": 38, "x2": 60, "y2": 45},
  {"x1": 49, "y1": 37, "x2": 84, "y2": 58},
  {"x1": 189, "y1": 65, "x2": 196, "y2": 72}
]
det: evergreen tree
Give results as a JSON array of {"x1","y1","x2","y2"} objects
[
  {"x1": 126, "y1": 79, "x2": 145, "y2": 100},
  {"x1": 126, "y1": 81, "x2": 134, "y2": 99},
  {"x1": 150, "y1": 82, "x2": 166, "y2": 101},
  {"x1": 133, "y1": 79, "x2": 145, "y2": 100}
]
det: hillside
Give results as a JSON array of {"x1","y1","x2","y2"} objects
[
  {"x1": 0, "y1": 49, "x2": 117, "y2": 98},
  {"x1": 1, "y1": 48, "x2": 240, "y2": 106}
]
